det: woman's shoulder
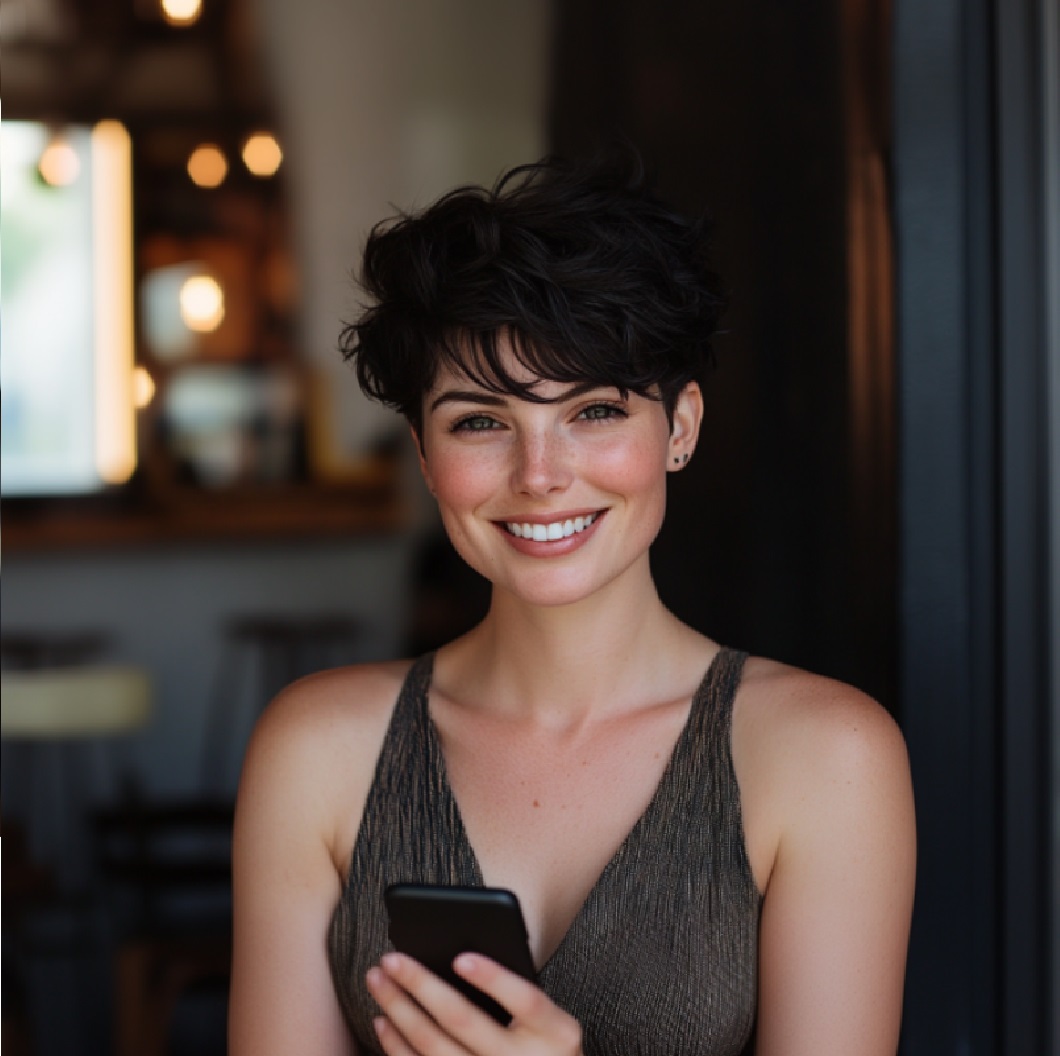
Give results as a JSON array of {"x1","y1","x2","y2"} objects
[
  {"x1": 733, "y1": 655, "x2": 913, "y2": 892},
  {"x1": 245, "y1": 658, "x2": 415, "y2": 757},
  {"x1": 736, "y1": 655, "x2": 907, "y2": 768},
  {"x1": 235, "y1": 658, "x2": 418, "y2": 866}
]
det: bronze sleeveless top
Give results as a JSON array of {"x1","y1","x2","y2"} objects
[{"x1": 327, "y1": 647, "x2": 760, "y2": 1055}]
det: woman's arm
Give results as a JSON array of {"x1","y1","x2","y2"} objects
[
  {"x1": 751, "y1": 680, "x2": 916, "y2": 1055},
  {"x1": 228, "y1": 676, "x2": 370, "y2": 1056}
]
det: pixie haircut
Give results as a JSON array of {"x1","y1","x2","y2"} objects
[{"x1": 340, "y1": 152, "x2": 726, "y2": 436}]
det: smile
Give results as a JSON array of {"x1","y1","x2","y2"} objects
[{"x1": 503, "y1": 512, "x2": 601, "y2": 541}]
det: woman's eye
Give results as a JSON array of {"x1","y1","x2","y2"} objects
[
  {"x1": 451, "y1": 415, "x2": 501, "y2": 433},
  {"x1": 578, "y1": 403, "x2": 627, "y2": 422}
]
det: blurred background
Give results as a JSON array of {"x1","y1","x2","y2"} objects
[{"x1": 0, "y1": 0, "x2": 1056, "y2": 1053}]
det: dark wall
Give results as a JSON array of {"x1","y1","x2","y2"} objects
[
  {"x1": 549, "y1": 4, "x2": 1057, "y2": 1053},
  {"x1": 549, "y1": 1, "x2": 891, "y2": 702}
]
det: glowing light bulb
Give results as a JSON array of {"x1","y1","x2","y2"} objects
[
  {"x1": 38, "y1": 139, "x2": 81, "y2": 186},
  {"x1": 133, "y1": 366, "x2": 157, "y2": 409},
  {"x1": 187, "y1": 144, "x2": 227, "y2": 189},
  {"x1": 160, "y1": 0, "x2": 203, "y2": 27},
  {"x1": 179, "y1": 274, "x2": 225, "y2": 332},
  {"x1": 242, "y1": 132, "x2": 283, "y2": 177}
]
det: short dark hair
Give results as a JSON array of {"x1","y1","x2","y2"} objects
[{"x1": 339, "y1": 151, "x2": 726, "y2": 436}]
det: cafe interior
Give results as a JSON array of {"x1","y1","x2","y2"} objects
[{"x1": 1, "y1": 0, "x2": 1056, "y2": 1054}]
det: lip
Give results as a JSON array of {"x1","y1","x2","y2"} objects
[{"x1": 493, "y1": 508, "x2": 607, "y2": 557}]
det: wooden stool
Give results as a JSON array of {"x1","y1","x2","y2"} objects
[
  {"x1": 200, "y1": 612, "x2": 360, "y2": 795},
  {"x1": 94, "y1": 792, "x2": 235, "y2": 1056},
  {"x1": 114, "y1": 933, "x2": 230, "y2": 1056}
]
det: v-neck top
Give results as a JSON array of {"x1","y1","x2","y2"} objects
[{"x1": 326, "y1": 647, "x2": 760, "y2": 1055}]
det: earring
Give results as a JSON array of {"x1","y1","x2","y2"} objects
[{"x1": 672, "y1": 453, "x2": 690, "y2": 467}]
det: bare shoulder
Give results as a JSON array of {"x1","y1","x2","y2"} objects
[
  {"x1": 734, "y1": 659, "x2": 916, "y2": 1052},
  {"x1": 737, "y1": 656, "x2": 908, "y2": 775},
  {"x1": 733, "y1": 657, "x2": 914, "y2": 892},
  {"x1": 235, "y1": 659, "x2": 414, "y2": 875},
  {"x1": 250, "y1": 659, "x2": 412, "y2": 749},
  {"x1": 231, "y1": 662, "x2": 413, "y2": 1054}
]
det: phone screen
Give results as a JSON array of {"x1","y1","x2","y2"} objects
[{"x1": 384, "y1": 883, "x2": 537, "y2": 1025}]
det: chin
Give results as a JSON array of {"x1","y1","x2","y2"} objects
[{"x1": 491, "y1": 566, "x2": 630, "y2": 610}]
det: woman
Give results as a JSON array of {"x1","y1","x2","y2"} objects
[{"x1": 229, "y1": 155, "x2": 916, "y2": 1055}]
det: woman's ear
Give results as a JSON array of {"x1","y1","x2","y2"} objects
[
  {"x1": 667, "y1": 381, "x2": 704, "y2": 471},
  {"x1": 411, "y1": 425, "x2": 436, "y2": 495}
]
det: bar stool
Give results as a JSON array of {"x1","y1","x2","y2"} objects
[
  {"x1": 199, "y1": 611, "x2": 361, "y2": 797},
  {"x1": 92, "y1": 613, "x2": 358, "y2": 1055},
  {"x1": 1, "y1": 642, "x2": 152, "y2": 1056},
  {"x1": 93, "y1": 783, "x2": 233, "y2": 1056}
]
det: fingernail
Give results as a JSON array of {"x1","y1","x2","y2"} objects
[
  {"x1": 453, "y1": 953, "x2": 477, "y2": 974},
  {"x1": 373, "y1": 1016, "x2": 387, "y2": 1038},
  {"x1": 381, "y1": 952, "x2": 402, "y2": 972},
  {"x1": 366, "y1": 967, "x2": 382, "y2": 987}
]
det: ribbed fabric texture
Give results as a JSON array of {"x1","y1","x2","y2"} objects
[{"x1": 327, "y1": 648, "x2": 759, "y2": 1055}]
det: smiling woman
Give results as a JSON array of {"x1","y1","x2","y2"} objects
[
  {"x1": 415, "y1": 359, "x2": 694, "y2": 611},
  {"x1": 229, "y1": 153, "x2": 916, "y2": 1056}
]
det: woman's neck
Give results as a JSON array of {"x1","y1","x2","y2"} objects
[{"x1": 437, "y1": 561, "x2": 708, "y2": 726}]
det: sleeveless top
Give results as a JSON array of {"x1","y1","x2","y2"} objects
[{"x1": 327, "y1": 647, "x2": 760, "y2": 1055}]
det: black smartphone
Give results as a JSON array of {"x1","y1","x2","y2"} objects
[{"x1": 384, "y1": 883, "x2": 537, "y2": 1025}]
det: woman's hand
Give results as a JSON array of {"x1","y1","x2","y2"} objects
[{"x1": 366, "y1": 952, "x2": 583, "y2": 1056}]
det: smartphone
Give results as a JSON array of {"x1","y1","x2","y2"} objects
[{"x1": 384, "y1": 883, "x2": 537, "y2": 1025}]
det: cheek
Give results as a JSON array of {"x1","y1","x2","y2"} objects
[
  {"x1": 591, "y1": 434, "x2": 670, "y2": 542},
  {"x1": 426, "y1": 449, "x2": 496, "y2": 511},
  {"x1": 427, "y1": 452, "x2": 500, "y2": 580},
  {"x1": 590, "y1": 434, "x2": 668, "y2": 496}
]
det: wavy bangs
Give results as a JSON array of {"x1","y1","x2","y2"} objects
[{"x1": 340, "y1": 151, "x2": 725, "y2": 433}]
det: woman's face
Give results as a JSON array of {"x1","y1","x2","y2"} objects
[{"x1": 416, "y1": 343, "x2": 702, "y2": 610}]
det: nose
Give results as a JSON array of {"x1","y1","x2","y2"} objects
[{"x1": 510, "y1": 429, "x2": 573, "y2": 496}]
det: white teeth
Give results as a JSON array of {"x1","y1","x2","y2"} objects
[{"x1": 505, "y1": 512, "x2": 599, "y2": 540}]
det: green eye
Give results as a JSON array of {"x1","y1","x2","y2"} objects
[
  {"x1": 452, "y1": 415, "x2": 499, "y2": 432},
  {"x1": 579, "y1": 403, "x2": 626, "y2": 421}
]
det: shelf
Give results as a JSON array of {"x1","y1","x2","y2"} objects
[{"x1": 1, "y1": 469, "x2": 405, "y2": 554}]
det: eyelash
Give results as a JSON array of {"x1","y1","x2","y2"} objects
[
  {"x1": 450, "y1": 414, "x2": 502, "y2": 433},
  {"x1": 577, "y1": 401, "x2": 628, "y2": 422},
  {"x1": 448, "y1": 401, "x2": 628, "y2": 434}
]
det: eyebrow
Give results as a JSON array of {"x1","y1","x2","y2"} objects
[
  {"x1": 429, "y1": 390, "x2": 508, "y2": 412},
  {"x1": 428, "y1": 380, "x2": 617, "y2": 413}
]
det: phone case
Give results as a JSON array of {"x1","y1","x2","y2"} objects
[{"x1": 384, "y1": 883, "x2": 537, "y2": 1025}]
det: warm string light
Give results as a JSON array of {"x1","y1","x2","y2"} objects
[
  {"x1": 186, "y1": 134, "x2": 283, "y2": 188},
  {"x1": 133, "y1": 366, "x2": 156, "y2": 410},
  {"x1": 38, "y1": 138, "x2": 81, "y2": 186},
  {"x1": 187, "y1": 144, "x2": 227, "y2": 188},
  {"x1": 242, "y1": 132, "x2": 283, "y2": 177},
  {"x1": 160, "y1": 0, "x2": 203, "y2": 27},
  {"x1": 179, "y1": 274, "x2": 225, "y2": 332}
]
